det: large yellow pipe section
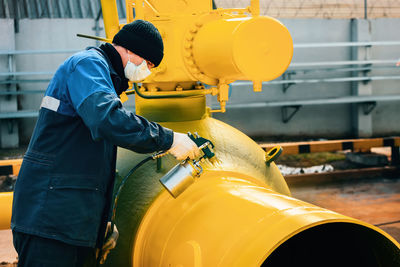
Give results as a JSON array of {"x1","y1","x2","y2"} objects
[
  {"x1": 134, "y1": 172, "x2": 400, "y2": 266},
  {"x1": 106, "y1": 113, "x2": 400, "y2": 266}
]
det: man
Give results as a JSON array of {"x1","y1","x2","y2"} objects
[{"x1": 11, "y1": 20, "x2": 200, "y2": 266}]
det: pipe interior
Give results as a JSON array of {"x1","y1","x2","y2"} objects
[{"x1": 262, "y1": 222, "x2": 400, "y2": 267}]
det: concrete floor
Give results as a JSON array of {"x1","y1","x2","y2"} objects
[
  {"x1": 291, "y1": 176, "x2": 400, "y2": 242},
  {"x1": 0, "y1": 229, "x2": 17, "y2": 265}
]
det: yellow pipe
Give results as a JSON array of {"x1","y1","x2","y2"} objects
[
  {"x1": 0, "y1": 192, "x2": 13, "y2": 230},
  {"x1": 0, "y1": 158, "x2": 22, "y2": 176},
  {"x1": 135, "y1": 0, "x2": 145, "y2": 20},
  {"x1": 133, "y1": 172, "x2": 400, "y2": 266},
  {"x1": 100, "y1": 0, "x2": 121, "y2": 39},
  {"x1": 126, "y1": 0, "x2": 134, "y2": 22}
]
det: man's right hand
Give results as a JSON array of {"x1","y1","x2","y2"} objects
[{"x1": 168, "y1": 132, "x2": 201, "y2": 161}]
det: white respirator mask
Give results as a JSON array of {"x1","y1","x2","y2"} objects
[{"x1": 124, "y1": 56, "x2": 152, "y2": 82}]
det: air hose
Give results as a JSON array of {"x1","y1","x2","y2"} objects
[
  {"x1": 110, "y1": 155, "x2": 153, "y2": 231},
  {"x1": 97, "y1": 154, "x2": 159, "y2": 267}
]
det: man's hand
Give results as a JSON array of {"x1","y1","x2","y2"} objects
[
  {"x1": 99, "y1": 222, "x2": 119, "y2": 264},
  {"x1": 168, "y1": 132, "x2": 201, "y2": 161}
]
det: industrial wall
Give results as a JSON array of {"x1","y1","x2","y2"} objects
[{"x1": 0, "y1": 17, "x2": 399, "y2": 147}]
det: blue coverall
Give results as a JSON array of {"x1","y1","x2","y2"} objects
[{"x1": 11, "y1": 46, "x2": 173, "y2": 266}]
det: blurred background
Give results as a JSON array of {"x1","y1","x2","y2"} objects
[{"x1": 1, "y1": 0, "x2": 400, "y2": 149}]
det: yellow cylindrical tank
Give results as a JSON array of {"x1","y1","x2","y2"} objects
[{"x1": 190, "y1": 16, "x2": 293, "y2": 83}]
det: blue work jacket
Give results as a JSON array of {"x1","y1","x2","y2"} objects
[{"x1": 11, "y1": 48, "x2": 173, "y2": 248}]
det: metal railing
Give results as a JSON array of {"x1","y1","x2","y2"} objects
[
  {"x1": 1, "y1": 41, "x2": 400, "y2": 121},
  {"x1": 0, "y1": 49, "x2": 78, "y2": 120},
  {"x1": 228, "y1": 40, "x2": 400, "y2": 122}
]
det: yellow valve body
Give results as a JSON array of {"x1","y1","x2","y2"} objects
[{"x1": 101, "y1": 0, "x2": 293, "y2": 88}]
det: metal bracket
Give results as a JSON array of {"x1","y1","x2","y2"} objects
[
  {"x1": 362, "y1": 64, "x2": 372, "y2": 85},
  {"x1": 362, "y1": 101, "x2": 376, "y2": 115},
  {"x1": 6, "y1": 119, "x2": 15, "y2": 134},
  {"x1": 281, "y1": 105, "x2": 301, "y2": 123},
  {"x1": 282, "y1": 72, "x2": 295, "y2": 93}
]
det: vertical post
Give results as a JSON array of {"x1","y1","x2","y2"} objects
[
  {"x1": 391, "y1": 146, "x2": 400, "y2": 166},
  {"x1": 100, "y1": 0, "x2": 121, "y2": 39},
  {"x1": 364, "y1": 0, "x2": 368, "y2": 19},
  {"x1": 350, "y1": 19, "x2": 373, "y2": 138},
  {"x1": 250, "y1": 0, "x2": 260, "y2": 16},
  {"x1": 126, "y1": 0, "x2": 134, "y2": 22},
  {"x1": 135, "y1": 0, "x2": 145, "y2": 20}
]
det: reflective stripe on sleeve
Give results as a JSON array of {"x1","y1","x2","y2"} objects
[{"x1": 40, "y1": 96, "x2": 60, "y2": 112}]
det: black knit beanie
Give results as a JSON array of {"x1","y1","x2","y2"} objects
[{"x1": 112, "y1": 20, "x2": 164, "y2": 67}]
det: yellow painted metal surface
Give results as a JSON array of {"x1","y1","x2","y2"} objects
[
  {"x1": 135, "y1": 92, "x2": 207, "y2": 122},
  {"x1": 1, "y1": 1, "x2": 399, "y2": 266},
  {"x1": 96, "y1": 1, "x2": 400, "y2": 265},
  {"x1": 133, "y1": 172, "x2": 400, "y2": 266},
  {"x1": 191, "y1": 16, "x2": 293, "y2": 83},
  {"x1": 0, "y1": 192, "x2": 13, "y2": 229},
  {"x1": 100, "y1": 0, "x2": 122, "y2": 39}
]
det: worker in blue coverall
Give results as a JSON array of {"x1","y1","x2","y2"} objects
[{"x1": 11, "y1": 20, "x2": 200, "y2": 267}]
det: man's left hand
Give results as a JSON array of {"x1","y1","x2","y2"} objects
[{"x1": 99, "y1": 222, "x2": 119, "y2": 264}]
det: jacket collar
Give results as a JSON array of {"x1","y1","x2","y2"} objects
[{"x1": 88, "y1": 43, "x2": 129, "y2": 95}]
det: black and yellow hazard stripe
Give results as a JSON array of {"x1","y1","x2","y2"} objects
[
  {"x1": 0, "y1": 159, "x2": 22, "y2": 176},
  {"x1": 260, "y1": 137, "x2": 400, "y2": 159}
]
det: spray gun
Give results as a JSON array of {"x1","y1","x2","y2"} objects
[
  {"x1": 158, "y1": 132, "x2": 215, "y2": 198},
  {"x1": 112, "y1": 132, "x2": 215, "y2": 225}
]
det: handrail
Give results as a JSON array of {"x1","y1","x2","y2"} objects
[
  {"x1": 233, "y1": 75, "x2": 400, "y2": 86},
  {"x1": 293, "y1": 41, "x2": 400, "y2": 48},
  {"x1": 222, "y1": 94, "x2": 400, "y2": 109},
  {"x1": 0, "y1": 49, "x2": 80, "y2": 55},
  {"x1": 1, "y1": 41, "x2": 399, "y2": 118}
]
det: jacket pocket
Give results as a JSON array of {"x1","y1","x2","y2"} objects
[{"x1": 42, "y1": 175, "x2": 105, "y2": 244}]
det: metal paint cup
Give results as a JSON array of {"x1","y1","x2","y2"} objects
[{"x1": 160, "y1": 160, "x2": 202, "y2": 198}]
